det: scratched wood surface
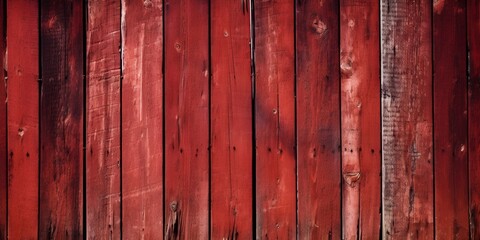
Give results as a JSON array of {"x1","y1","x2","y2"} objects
[
  {"x1": 254, "y1": 0, "x2": 296, "y2": 238},
  {"x1": 296, "y1": 0, "x2": 341, "y2": 238},
  {"x1": 381, "y1": 0, "x2": 434, "y2": 238},
  {"x1": 469, "y1": 0, "x2": 480, "y2": 238},
  {"x1": 0, "y1": 0, "x2": 6, "y2": 238},
  {"x1": 433, "y1": 0, "x2": 469, "y2": 238},
  {"x1": 164, "y1": 0, "x2": 209, "y2": 239},
  {"x1": 121, "y1": 0, "x2": 163, "y2": 239},
  {"x1": 340, "y1": 0, "x2": 381, "y2": 239},
  {"x1": 39, "y1": 0, "x2": 84, "y2": 238},
  {"x1": 6, "y1": 0, "x2": 39, "y2": 238},
  {"x1": 86, "y1": 0, "x2": 122, "y2": 238},
  {"x1": 210, "y1": 0, "x2": 253, "y2": 239}
]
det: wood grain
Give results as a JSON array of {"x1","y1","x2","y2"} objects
[
  {"x1": 121, "y1": 0, "x2": 164, "y2": 238},
  {"x1": 39, "y1": 0, "x2": 84, "y2": 238},
  {"x1": 255, "y1": 0, "x2": 296, "y2": 238},
  {"x1": 0, "y1": 0, "x2": 6, "y2": 237},
  {"x1": 86, "y1": 0, "x2": 121, "y2": 238},
  {"x1": 340, "y1": 0, "x2": 381, "y2": 239},
  {"x1": 6, "y1": 0, "x2": 39, "y2": 238},
  {"x1": 296, "y1": 0, "x2": 341, "y2": 238},
  {"x1": 468, "y1": 0, "x2": 480, "y2": 238},
  {"x1": 433, "y1": 0, "x2": 469, "y2": 238},
  {"x1": 210, "y1": 0, "x2": 253, "y2": 239},
  {"x1": 381, "y1": 0, "x2": 433, "y2": 238},
  {"x1": 164, "y1": 0, "x2": 209, "y2": 238}
]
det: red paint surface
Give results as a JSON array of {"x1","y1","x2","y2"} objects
[
  {"x1": 164, "y1": 0, "x2": 209, "y2": 238},
  {"x1": 210, "y1": 0, "x2": 253, "y2": 239},
  {"x1": 296, "y1": 0, "x2": 341, "y2": 238},
  {"x1": 39, "y1": 0, "x2": 84, "y2": 238},
  {"x1": 0, "y1": 0, "x2": 6, "y2": 237},
  {"x1": 255, "y1": 0, "x2": 296, "y2": 238},
  {"x1": 340, "y1": 0, "x2": 381, "y2": 239},
  {"x1": 86, "y1": 0, "x2": 121, "y2": 238},
  {"x1": 121, "y1": 0, "x2": 164, "y2": 238},
  {"x1": 6, "y1": 0, "x2": 39, "y2": 238}
]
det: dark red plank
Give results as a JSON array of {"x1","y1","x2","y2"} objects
[
  {"x1": 210, "y1": 0, "x2": 252, "y2": 239},
  {"x1": 296, "y1": 0, "x2": 340, "y2": 238},
  {"x1": 6, "y1": 0, "x2": 39, "y2": 238},
  {"x1": 39, "y1": 0, "x2": 84, "y2": 238},
  {"x1": 255, "y1": 0, "x2": 295, "y2": 238},
  {"x1": 121, "y1": 0, "x2": 163, "y2": 238},
  {"x1": 164, "y1": 0, "x2": 209, "y2": 238},
  {"x1": 381, "y1": 0, "x2": 433, "y2": 238},
  {"x1": 86, "y1": 0, "x2": 121, "y2": 238},
  {"x1": 468, "y1": 0, "x2": 480, "y2": 238},
  {"x1": 0, "y1": 0, "x2": 6, "y2": 237},
  {"x1": 340, "y1": 0, "x2": 381, "y2": 239},
  {"x1": 433, "y1": 0, "x2": 469, "y2": 238}
]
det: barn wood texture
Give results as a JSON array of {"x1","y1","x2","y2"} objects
[
  {"x1": 210, "y1": 0, "x2": 253, "y2": 239},
  {"x1": 296, "y1": 0, "x2": 340, "y2": 239},
  {"x1": 6, "y1": 0, "x2": 39, "y2": 238},
  {"x1": 1, "y1": 0, "x2": 480, "y2": 238},
  {"x1": 255, "y1": 0, "x2": 296, "y2": 238},
  {"x1": 86, "y1": 0, "x2": 122, "y2": 238},
  {"x1": 39, "y1": 0, "x2": 84, "y2": 238},
  {"x1": 381, "y1": 0, "x2": 434, "y2": 238},
  {"x1": 121, "y1": 0, "x2": 164, "y2": 239},
  {"x1": 433, "y1": 0, "x2": 469, "y2": 238},
  {"x1": 469, "y1": 0, "x2": 480, "y2": 238},
  {"x1": 164, "y1": 0, "x2": 210, "y2": 239},
  {"x1": 340, "y1": 0, "x2": 381, "y2": 239}
]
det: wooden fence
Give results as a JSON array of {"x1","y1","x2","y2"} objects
[{"x1": 0, "y1": 0, "x2": 479, "y2": 239}]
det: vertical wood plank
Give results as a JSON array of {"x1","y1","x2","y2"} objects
[
  {"x1": 468, "y1": 0, "x2": 480, "y2": 238},
  {"x1": 433, "y1": 0, "x2": 469, "y2": 238},
  {"x1": 39, "y1": 0, "x2": 84, "y2": 238},
  {"x1": 255, "y1": 0, "x2": 295, "y2": 238},
  {"x1": 0, "y1": 0, "x2": 6, "y2": 237},
  {"x1": 164, "y1": 0, "x2": 209, "y2": 238},
  {"x1": 296, "y1": 0, "x2": 340, "y2": 238},
  {"x1": 6, "y1": 0, "x2": 39, "y2": 238},
  {"x1": 381, "y1": 0, "x2": 433, "y2": 238},
  {"x1": 210, "y1": 0, "x2": 252, "y2": 239},
  {"x1": 121, "y1": 0, "x2": 163, "y2": 238},
  {"x1": 86, "y1": 0, "x2": 121, "y2": 238},
  {"x1": 340, "y1": 0, "x2": 381, "y2": 239}
]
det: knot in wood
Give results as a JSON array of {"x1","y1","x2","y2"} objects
[{"x1": 343, "y1": 172, "x2": 361, "y2": 187}]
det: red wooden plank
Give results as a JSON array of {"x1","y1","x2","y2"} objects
[
  {"x1": 0, "y1": 0, "x2": 6, "y2": 237},
  {"x1": 39, "y1": 0, "x2": 84, "y2": 238},
  {"x1": 121, "y1": 0, "x2": 163, "y2": 238},
  {"x1": 164, "y1": 0, "x2": 209, "y2": 238},
  {"x1": 6, "y1": 0, "x2": 39, "y2": 238},
  {"x1": 468, "y1": 0, "x2": 480, "y2": 238},
  {"x1": 433, "y1": 0, "x2": 469, "y2": 238},
  {"x1": 86, "y1": 0, "x2": 121, "y2": 238},
  {"x1": 254, "y1": 0, "x2": 295, "y2": 238},
  {"x1": 381, "y1": 0, "x2": 433, "y2": 238},
  {"x1": 296, "y1": 0, "x2": 340, "y2": 238},
  {"x1": 210, "y1": 0, "x2": 252, "y2": 239},
  {"x1": 340, "y1": 0, "x2": 381, "y2": 239}
]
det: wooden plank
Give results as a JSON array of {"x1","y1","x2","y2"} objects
[
  {"x1": 468, "y1": 0, "x2": 480, "y2": 238},
  {"x1": 86, "y1": 0, "x2": 121, "y2": 238},
  {"x1": 433, "y1": 0, "x2": 469, "y2": 238},
  {"x1": 340, "y1": 0, "x2": 381, "y2": 239},
  {"x1": 39, "y1": 0, "x2": 84, "y2": 238},
  {"x1": 0, "y1": 0, "x2": 6, "y2": 237},
  {"x1": 121, "y1": 0, "x2": 163, "y2": 239},
  {"x1": 381, "y1": 0, "x2": 433, "y2": 238},
  {"x1": 6, "y1": 0, "x2": 39, "y2": 238},
  {"x1": 164, "y1": 0, "x2": 209, "y2": 238},
  {"x1": 255, "y1": 0, "x2": 295, "y2": 238},
  {"x1": 296, "y1": 0, "x2": 340, "y2": 238},
  {"x1": 210, "y1": 0, "x2": 252, "y2": 239}
]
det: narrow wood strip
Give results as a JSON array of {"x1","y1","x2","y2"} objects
[{"x1": 0, "y1": 0, "x2": 6, "y2": 237}]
